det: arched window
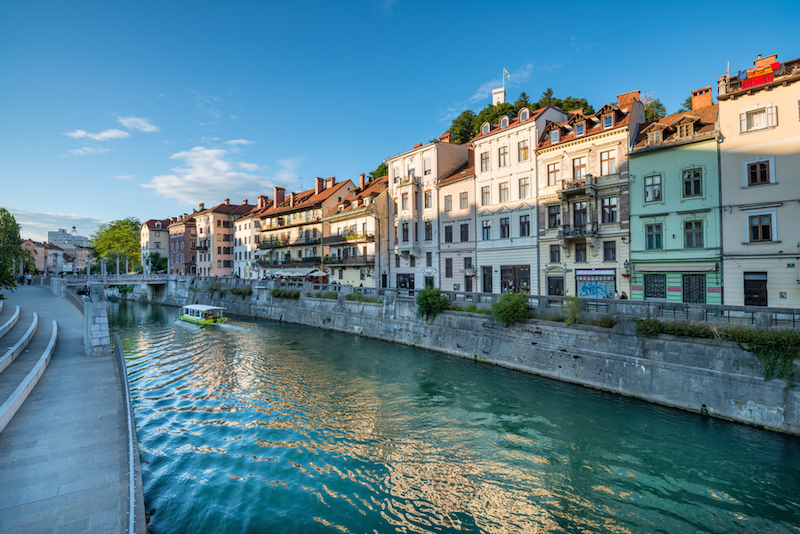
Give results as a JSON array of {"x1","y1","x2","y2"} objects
[
  {"x1": 481, "y1": 123, "x2": 490, "y2": 135},
  {"x1": 519, "y1": 108, "x2": 530, "y2": 121},
  {"x1": 500, "y1": 116, "x2": 509, "y2": 128},
  {"x1": 217, "y1": 260, "x2": 222, "y2": 268}
]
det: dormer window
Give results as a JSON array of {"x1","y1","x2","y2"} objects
[
  {"x1": 499, "y1": 116, "x2": 509, "y2": 128},
  {"x1": 519, "y1": 108, "x2": 529, "y2": 121},
  {"x1": 648, "y1": 131, "x2": 662, "y2": 144},
  {"x1": 575, "y1": 123, "x2": 585, "y2": 136},
  {"x1": 482, "y1": 123, "x2": 490, "y2": 134},
  {"x1": 364, "y1": 197, "x2": 371, "y2": 206},
  {"x1": 603, "y1": 115, "x2": 614, "y2": 129},
  {"x1": 678, "y1": 124, "x2": 693, "y2": 138},
  {"x1": 551, "y1": 130, "x2": 559, "y2": 143}
]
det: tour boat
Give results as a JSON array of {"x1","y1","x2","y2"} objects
[{"x1": 179, "y1": 305, "x2": 228, "y2": 325}]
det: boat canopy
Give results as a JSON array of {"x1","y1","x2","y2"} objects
[{"x1": 182, "y1": 305, "x2": 227, "y2": 312}]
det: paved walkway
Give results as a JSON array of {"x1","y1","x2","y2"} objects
[{"x1": 0, "y1": 285, "x2": 128, "y2": 534}]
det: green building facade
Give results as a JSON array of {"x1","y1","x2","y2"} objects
[{"x1": 628, "y1": 103, "x2": 722, "y2": 304}]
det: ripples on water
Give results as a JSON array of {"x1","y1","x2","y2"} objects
[{"x1": 109, "y1": 301, "x2": 800, "y2": 534}]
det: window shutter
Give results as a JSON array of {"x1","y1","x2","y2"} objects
[
  {"x1": 739, "y1": 112, "x2": 746, "y2": 133},
  {"x1": 767, "y1": 105, "x2": 776, "y2": 127}
]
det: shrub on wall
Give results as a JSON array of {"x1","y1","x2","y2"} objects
[
  {"x1": 562, "y1": 292, "x2": 583, "y2": 325},
  {"x1": 231, "y1": 287, "x2": 252, "y2": 298},
  {"x1": 270, "y1": 288, "x2": 300, "y2": 299},
  {"x1": 491, "y1": 292, "x2": 530, "y2": 326},
  {"x1": 416, "y1": 287, "x2": 449, "y2": 320}
]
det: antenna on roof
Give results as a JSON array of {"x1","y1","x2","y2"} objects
[{"x1": 641, "y1": 91, "x2": 655, "y2": 109}]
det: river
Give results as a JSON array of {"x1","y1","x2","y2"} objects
[{"x1": 109, "y1": 300, "x2": 800, "y2": 534}]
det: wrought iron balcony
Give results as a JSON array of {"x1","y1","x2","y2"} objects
[
  {"x1": 323, "y1": 254, "x2": 375, "y2": 266},
  {"x1": 557, "y1": 222, "x2": 599, "y2": 239},
  {"x1": 557, "y1": 175, "x2": 597, "y2": 199}
]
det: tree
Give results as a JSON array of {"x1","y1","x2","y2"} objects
[
  {"x1": 91, "y1": 217, "x2": 142, "y2": 271},
  {"x1": 448, "y1": 109, "x2": 477, "y2": 144},
  {"x1": 368, "y1": 162, "x2": 388, "y2": 180},
  {"x1": 645, "y1": 99, "x2": 668, "y2": 122},
  {"x1": 513, "y1": 91, "x2": 533, "y2": 114},
  {"x1": 677, "y1": 96, "x2": 693, "y2": 113},
  {"x1": 559, "y1": 96, "x2": 595, "y2": 115},
  {"x1": 536, "y1": 88, "x2": 560, "y2": 109},
  {"x1": 0, "y1": 209, "x2": 23, "y2": 293}
]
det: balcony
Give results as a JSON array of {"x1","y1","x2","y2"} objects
[
  {"x1": 257, "y1": 256, "x2": 322, "y2": 267},
  {"x1": 257, "y1": 238, "x2": 289, "y2": 249},
  {"x1": 557, "y1": 175, "x2": 597, "y2": 199},
  {"x1": 323, "y1": 254, "x2": 375, "y2": 266},
  {"x1": 195, "y1": 244, "x2": 209, "y2": 251},
  {"x1": 557, "y1": 222, "x2": 599, "y2": 239},
  {"x1": 323, "y1": 233, "x2": 375, "y2": 245}
]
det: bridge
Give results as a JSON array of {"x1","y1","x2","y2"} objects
[{"x1": 57, "y1": 274, "x2": 169, "y2": 287}]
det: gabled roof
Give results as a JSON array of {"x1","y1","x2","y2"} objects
[
  {"x1": 437, "y1": 161, "x2": 475, "y2": 187},
  {"x1": 142, "y1": 219, "x2": 171, "y2": 230},
  {"x1": 632, "y1": 104, "x2": 718, "y2": 152},
  {"x1": 537, "y1": 102, "x2": 636, "y2": 150},
  {"x1": 264, "y1": 180, "x2": 353, "y2": 218},
  {"x1": 471, "y1": 106, "x2": 550, "y2": 142},
  {"x1": 323, "y1": 176, "x2": 388, "y2": 219}
]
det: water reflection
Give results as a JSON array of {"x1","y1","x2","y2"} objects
[{"x1": 108, "y1": 301, "x2": 800, "y2": 534}]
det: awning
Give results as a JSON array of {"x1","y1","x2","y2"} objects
[{"x1": 634, "y1": 262, "x2": 717, "y2": 272}]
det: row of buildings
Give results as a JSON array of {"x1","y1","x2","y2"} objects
[
  {"x1": 141, "y1": 52, "x2": 800, "y2": 308},
  {"x1": 20, "y1": 239, "x2": 90, "y2": 274}
]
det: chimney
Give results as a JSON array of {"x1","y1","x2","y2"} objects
[
  {"x1": 617, "y1": 90, "x2": 640, "y2": 108},
  {"x1": 257, "y1": 195, "x2": 268, "y2": 209},
  {"x1": 438, "y1": 132, "x2": 451, "y2": 143},
  {"x1": 273, "y1": 186, "x2": 285, "y2": 205},
  {"x1": 225, "y1": 198, "x2": 230, "y2": 205},
  {"x1": 315, "y1": 177, "x2": 324, "y2": 195},
  {"x1": 289, "y1": 192, "x2": 296, "y2": 207},
  {"x1": 413, "y1": 143, "x2": 423, "y2": 149},
  {"x1": 754, "y1": 53, "x2": 777, "y2": 68},
  {"x1": 199, "y1": 203, "x2": 204, "y2": 210},
  {"x1": 467, "y1": 142, "x2": 474, "y2": 166},
  {"x1": 192, "y1": 208, "x2": 196, "y2": 214},
  {"x1": 359, "y1": 173, "x2": 366, "y2": 189},
  {"x1": 242, "y1": 199, "x2": 248, "y2": 205},
  {"x1": 690, "y1": 87, "x2": 713, "y2": 111},
  {"x1": 325, "y1": 176, "x2": 336, "y2": 189}
]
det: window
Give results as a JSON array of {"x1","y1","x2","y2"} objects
[
  {"x1": 749, "y1": 214, "x2": 772, "y2": 242},
  {"x1": 500, "y1": 217, "x2": 510, "y2": 238},
  {"x1": 423, "y1": 157, "x2": 431, "y2": 175},
  {"x1": 482, "y1": 124, "x2": 490, "y2": 134},
  {"x1": 482, "y1": 220, "x2": 491, "y2": 240},
  {"x1": 644, "y1": 175, "x2": 662, "y2": 202},
  {"x1": 444, "y1": 225, "x2": 453, "y2": 243},
  {"x1": 575, "y1": 243, "x2": 587, "y2": 262},
  {"x1": 573, "y1": 157, "x2": 587, "y2": 180},
  {"x1": 600, "y1": 150, "x2": 617, "y2": 175},
  {"x1": 678, "y1": 123, "x2": 693, "y2": 138},
  {"x1": 395, "y1": 254, "x2": 400, "y2": 268},
  {"x1": 460, "y1": 223, "x2": 469, "y2": 242},
  {"x1": 498, "y1": 146, "x2": 509, "y2": 167},
  {"x1": 576, "y1": 123, "x2": 585, "y2": 136},
  {"x1": 519, "y1": 215, "x2": 530, "y2": 237},
  {"x1": 747, "y1": 161, "x2": 770, "y2": 186},
  {"x1": 644, "y1": 274, "x2": 667, "y2": 300},
  {"x1": 481, "y1": 152, "x2": 490, "y2": 172},
  {"x1": 739, "y1": 105, "x2": 776, "y2": 133},
  {"x1": 401, "y1": 193, "x2": 408, "y2": 210},
  {"x1": 445, "y1": 258, "x2": 453, "y2": 278},
  {"x1": 602, "y1": 197, "x2": 618, "y2": 223},
  {"x1": 500, "y1": 116, "x2": 509, "y2": 128},
  {"x1": 519, "y1": 177, "x2": 530, "y2": 199},
  {"x1": 550, "y1": 244, "x2": 561, "y2": 263},
  {"x1": 646, "y1": 223, "x2": 663, "y2": 250},
  {"x1": 518, "y1": 140, "x2": 529, "y2": 161},
  {"x1": 648, "y1": 131, "x2": 662, "y2": 144},
  {"x1": 603, "y1": 241, "x2": 616, "y2": 261},
  {"x1": 548, "y1": 205, "x2": 561, "y2": 228},
  {"x1": 685, "y1": 220, "x2": 703, "y2": 248},
  {"x1": 547, "y1": 163, "x2": 560, "y2": 186},
  {"x1": 603, "y1": 114, "x2": 613, "y2": 129},
  {"x1": 551, "y1": 130, "x2": 559, "y2": 143},
  {"x1": 520, "y1": 109, "x2": 529, "y2": 121},
  {"x1": 424, "y1": 221, "x2": 432, "y2": 241},
  {"x1": 459, "y1": 191, "x2": 468, "y2": 209},
  {"x1": 499, "y1": 182, "x2": 509, "y2": 203},
  {"x1": 573, "y1": 201, "x2": 587, "y2": 228},
  {"x1": 424, "y1": 190, "x2": 432, "y2": 208},
  {"x1": 402, "y1": 221, "x2": 409, "y2": 242},
  {"x1": 426, "y1": 252, "x2": 432, "y2": 266},
  {"x1": 481, "y1": 186, "x2": 490, "y2": 206},
  {"x1": 410, "y1": 256, "x2": 415, "y2": 267},
  {"x1": 407, "y1": 167, "x2": 416, "y2": 178},
  {"x1": 679, "y1": 168, "x2": 703, "y2": 197},
  {"x1": 444, "y1": 195, "x2": 452, "y2": 212}
]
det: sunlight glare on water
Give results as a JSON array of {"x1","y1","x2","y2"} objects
[{"x1": 109, "y1": 301, "x2": 800, "y2": 534}]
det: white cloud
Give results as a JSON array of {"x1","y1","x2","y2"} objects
[
  {"x1": 4, "y1": 207, "x2": 104, "y2": 243},
  {"x1": 225, "y1": 139, "x2": 253, "y2": 146},
  {"x1": 157, "y1": 93, "x2": 164, "y2": 98},
  {"x1": 380, "y1": 0, "x2": 398, "y2": 13},
  {"x1": 114, "y1": 175, "x2": 135, "y2": 180},
  {"x1": 69, "y1": 147, "x2": 111, "y2": 156},
  {"x1": 117, "y1": 116, "x2": 160, "y2": 132},
  {"x1": 65, "y1": 129, "x2": 130, "y2": 141},
  {"x1": 191, "y1": 90, "x2": 222, "y2": 119},
  {"x1": 143, "y1": 146, "x2": 274, "y2": 206}
]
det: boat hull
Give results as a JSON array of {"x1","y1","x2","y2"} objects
[{"x1": 180, "y1": 315, "x2": 227, "y2": 325}]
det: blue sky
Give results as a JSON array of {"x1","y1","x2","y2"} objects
[{"x1": 2, "y1": 0, "x2": 797, "y2": 242}]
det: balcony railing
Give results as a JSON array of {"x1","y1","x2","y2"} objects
[
  {"x1": 322, "y1": 233, "x2": 375, "y2": 245},
  {"x1": 557, "y1": 222, "x2": 599, "y2": 239},
  {"x1": 257, "y1": 239, "x2": 289, "y2": 249},
  {"x1": 323, "y1": 254, "x2": 375, "y2": 265},
  {"x1": 257, "y1": 256, "x2": 322, "y2": 267},
  {"x1": 558, "y1": 175, "x2": 597, "y2": 198}
]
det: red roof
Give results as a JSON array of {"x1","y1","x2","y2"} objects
[
  {"x1": 322, "y1": 176, "x2": 388, "y2": 218},
  {"x1": 471, "y1": 107, "x2": 549, "y2": 142}
]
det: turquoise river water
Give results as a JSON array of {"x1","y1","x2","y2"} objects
[{"x1": 109, "y1": 300, "x2": 800, "y2": 534}]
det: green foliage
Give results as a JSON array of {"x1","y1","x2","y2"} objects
[
  {"x1": 448, "y1": 303, "x2": 462, "y2": 311},
  {"x1": 270, "y1": 288, "x2": 300, "y2": 299},
  {"x1": 231, "y1": 287, "x2": 252, "y2": 298},
  {"x1": 491, "y1": 292, "x2": 530, "y2": 326},
  {"x1": 0, "y1": 208, "x2": 23, "y2": 292},
  {"x1": 465, "y1": 304, "x2": 491, "y2": 315},
  {"x1": 448, "y1": 110, "x2": 477, "y2": 145},
  {"x1": 645, "y1": 99, "x2": 667, "y2": 122},
  {"x1": 91, "y1": 217, "x2": 142, "y2": 270},
  {"x1": 589, "y1": 315, "x2": 616, "y2": 328},
  {"x1": 562, "y1": 292, "x2": 583, "y2": 325},
  {"x1": 324, "y1": 291, "x2": 337, "y2": 300},
  {"x1": 635, "y1": 320, "x2": 800, "y2": 387},
  {"x1": 346, "y1": 292, "x2": 380, "y2": 303},
  {"x1": 206, "y1": 280, "x2": 221, "y2": 291},
  {"x1": 677, "y1": 96, "x2": 693, "y2": 113},
  {"x1": 218, "y1": 289, "x2": 226, "y2": 297},
  {"x1": 368, "y1": 162, "x2": 388, "y2": 180},
  {"x1": 146, "y1": 252, "x2": 168, "y2": 272},
  {"x1": 416, "y1": 287, "x2": 449, "y2": 320},
  {"x1": 115, "y1": 284, "x2": 135, "y2": 294}
]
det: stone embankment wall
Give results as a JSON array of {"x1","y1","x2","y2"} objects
[{"x1": 117, "y1": 280, "x2": 800, "y2": 435}]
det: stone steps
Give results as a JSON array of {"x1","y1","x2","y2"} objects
[{"x1": 0, "y1": 307, "x2": 58, "y2": 433}]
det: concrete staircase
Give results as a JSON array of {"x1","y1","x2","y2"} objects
[{"x1": 0, "y1": 298, "x2": 58, "y2": 433}]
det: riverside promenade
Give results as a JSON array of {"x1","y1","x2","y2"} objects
[{"x1": 0, "y1": 285, "x2": 131, "y2": 533}]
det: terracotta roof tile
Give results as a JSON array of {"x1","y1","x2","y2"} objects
[
  {"x1": 322, "y1": 176, "x2": 388, "y2": 218},
  {"x1": 471, "y1": 107, "x2": 549, "y2": 142},
  {"x1": 631, "y1": 104, "x2": 718, "y2": 152}
]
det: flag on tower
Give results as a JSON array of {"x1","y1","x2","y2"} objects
[{"x1": 503, "y1": 68, "x2": 510, "y2": 80}]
